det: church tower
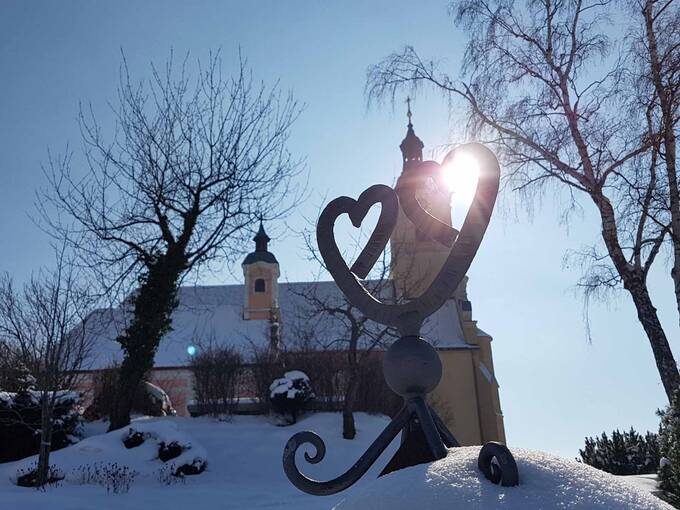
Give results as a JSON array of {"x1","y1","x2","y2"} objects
[
  {"x1": 390, "y1": 102, "x2": 454, "y2": 298},
  {"x1": 387, "y1": 104, "x2": 507, "y2": 446},
  {"x1": 242, "y1": 221, "x2": 280, "y2": 322}
]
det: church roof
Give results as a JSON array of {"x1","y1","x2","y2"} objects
[
  {"x1": 82, "y1": 281, "x2": 474, "y2": 370},
  {"x1": 399, "y1": 124, "x2": 424, "y2": 158},
  {"x1": 242, "y1": 251, "x2": 278, "y2": 265}
]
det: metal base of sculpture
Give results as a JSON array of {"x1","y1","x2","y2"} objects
[
  {"x1": 283, "y1": 337, "x2": 519, "y2": 495},
  {"x1": 379, "y1": 399, "x2": 457, "y2": 477},
  {"x1": 283, "y1": 143, "x2": 520, "y2": 496}
]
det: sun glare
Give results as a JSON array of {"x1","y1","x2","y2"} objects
[{"x1": 443, "y1": 151, "x2": 480, "y2": 205}]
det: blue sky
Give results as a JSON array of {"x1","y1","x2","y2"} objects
[{"x1": 0, "y1": 0, "x2": 674, "y2": 458}]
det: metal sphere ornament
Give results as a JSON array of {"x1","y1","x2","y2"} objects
[{"x1": 282, "y1": 142, "x2": 519, "y2": 495}]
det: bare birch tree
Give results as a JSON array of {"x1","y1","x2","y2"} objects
[
  {"x1": 367, "y1": 0, "x2": 680, "y2": 401},
  {"x1": 634, "y1": 0, "x2": 680, "y2": 325},
  {"x1": 40, "y1": 52, "x2": 303, "y2": 429},
  {"x1": 0, "y1": 246, "x2": 94, "y2": 487}
]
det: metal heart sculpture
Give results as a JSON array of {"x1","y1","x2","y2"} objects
[
  {"x1": 317, "y1": 143, "x2": 500, "y2": 336},
  {"x1": 283, "y1": 141, "x2": 520, "y2": 498}
]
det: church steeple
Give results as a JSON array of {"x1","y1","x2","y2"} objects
[
  {"x1": 391, "y1": 102, "x2": 453, "y2": 298},
  {"x1": 399, "y1": 97, "x2": 424, "y2": 171},
  {"x1": 254, "y1": 220, "x2": 270, "y2": 252},
  {"x1": 242, "y1": 219, "x2": 280, "y2": 320}
]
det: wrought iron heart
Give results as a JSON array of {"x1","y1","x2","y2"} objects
[
  {"x1": 317, "y1": 184, "x2": 399, "y2": 281},
  {"x1": 316, "y1": 143, "x2": 499, "y2": 336}
]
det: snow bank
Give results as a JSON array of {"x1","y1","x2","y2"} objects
[
  {"x1": 333, "y1": 447, "x2": 672, "y2": 510},
  {"x1": 0, "y1": 413, "x2": 395, "y2": 509},
  {"x1": 8, "y1": 417, "x2": 206, "y2": 484}
]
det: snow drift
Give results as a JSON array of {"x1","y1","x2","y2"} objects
[{"x1": 332, "y1": 446, "x2": 672, "y2": 510}]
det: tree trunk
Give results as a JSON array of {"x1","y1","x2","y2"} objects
[
  {"x1": 109, "y1": 251, "x2": 186, "y2": 430},
  {"x1": 342, "y1": 369, "x2": 359, "y2": 440},
  {"x1": 595, "y1": 190, "x2": 680, "y2": 401},
  {"x1": 36, "y1": 394, "x2": 53, "y2": 487},
  {"x1": 627, "y1": 277, "x2": 680, "y2": 401},
  {"x1": 643, "y1": 1, "x2": 680, "y2": 331}
]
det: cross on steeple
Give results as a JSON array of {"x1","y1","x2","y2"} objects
[
  {"x1": 406, "y1": 97, "x2": 413, "y2": 127},
  {"x1": 400, "y1": 97, "x2": 423, "y2": 170}
]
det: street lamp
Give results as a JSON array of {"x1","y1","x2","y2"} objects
[{"x1": 282, "y1": 143, "x2": 519, "y2": 496}]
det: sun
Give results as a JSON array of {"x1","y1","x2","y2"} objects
[{"x1": 442, "y1": 151, "x2": 480, "y2": 205}]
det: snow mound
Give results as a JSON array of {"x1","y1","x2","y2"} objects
[
  {"x1": 9, "y1": 417, "x2": 207, "y2": 484},
  {"x1": 333, "y1": 447, "x2": 672, "y2": 510}
]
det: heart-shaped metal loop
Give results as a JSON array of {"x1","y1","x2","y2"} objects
[
  {"x1": 317, "y1": 143, "x2": 500, "y2": 336},
  {"x1": 317, "y1": 184, "x2": 399, "y2": 281}
]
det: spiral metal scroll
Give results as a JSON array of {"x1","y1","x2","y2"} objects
[{"x1": 283, "y1": 406, "x2": 411, "y2": 496}]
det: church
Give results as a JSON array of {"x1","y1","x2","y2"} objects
[{"x1": 79, "y1": 114, "x2": 507, "y2": 447}]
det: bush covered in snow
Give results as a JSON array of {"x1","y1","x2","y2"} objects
[
  {"x1": 269, "y1": 370, "x2": 314, "y2": 425},
  {"x1": 578, "y1": 427, "x2": 660, "y2": 475},
  {"x1": 0, "y1": 388, "x2": 83, "y2": 463}
]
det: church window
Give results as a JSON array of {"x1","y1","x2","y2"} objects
[{"x1": 254, "y1": 278, "x2": 266, "y2": 293}]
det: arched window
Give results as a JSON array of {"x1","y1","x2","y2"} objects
[{"x1": 254, "y1": 278, "x2": 266, "y2": 293}]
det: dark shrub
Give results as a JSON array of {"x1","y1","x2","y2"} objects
[
  {"x1": 174, "y1": 458, "x2": 207, "y2": 476},
  {"x1": 269, "y1": 370, "x2": 314, "y2": 425},
  {"x1": 659, "y1": 391, "x2": 680, "y2": 505},
  {"x1": 158, "y1": 441, "x2": 184, "y2": 462},
  {"x1": 578, "y1": 427, "x2": 659, "y2": 475},
  {"x1": 132, "y1": 381, "x2": 175, "y2": 417},
  {"x1": 15, "y1": 463, "x2": 64, "y2": 488},
  {"x1": 353, "y1": 352, "x2": 402, "y2": 417},
  {"x1": 0, "y1": 390, "x2": 83, "y2": 463},
  {"x1": 87, "y1": 365, "x2": 174, "y2": 419},
  {"x1": 250, "y1": 345, "x2": 284, "y2": 413},
  {"x1": 190, "y1": 345, "x2": 242, "y2": 416},
  {"x1": 72, "y1": 462, "x2": 138, "y2": 493},
  {"x1": 123, "y1": 429, "x2": 145, "y2": 449}
]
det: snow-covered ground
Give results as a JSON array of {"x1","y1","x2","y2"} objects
[
  {"x1": 0, "y1": 413, "x2": 670, "y2": 509},
  {"x1": 0, "y1": 413, "x2": 398, "y2": 510},
  {"x1": 334, "y1": 447, "x2": 671, "y2": 510},
  {"x1": 620, "y1": 473, "x2": 663, "y2": 497}
]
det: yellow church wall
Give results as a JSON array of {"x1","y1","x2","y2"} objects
[
  {"x1": 430, "y1": 349, "x2": 482, "y2": 445},
  {"x1": 431, "y1": 346, "x2": 506, "y2": 446}
]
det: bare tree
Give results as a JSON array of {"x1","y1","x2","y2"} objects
[
  {"x1": 40, "y1": 52, "x2": 303, "y2": 429},
  {"x1": 634, "y1": 0, "x2": 680, "y2": 324},
  {"x1": 0, "y1": 246, "x2": 94, "y2": 487},
  {"x1": 190, "y1": 340, "x2": 242, "y2": 417},
  {"x1": 291, "y1": 232, "x2": 401, "y2": 439},
  {"x1": 367, "y1": 0, "x2": 680, "y2": 401}
]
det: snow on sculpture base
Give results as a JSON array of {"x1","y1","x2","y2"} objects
[{"x1": 332, "y1": 447, "x2": 671, "y2": 510}]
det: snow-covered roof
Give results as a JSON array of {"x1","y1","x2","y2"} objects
[{"x1": 83, "y1": 281, "x2": 473, "y2": 370}]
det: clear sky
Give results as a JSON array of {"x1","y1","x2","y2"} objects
[{"x1": 0, "y1": 0, "x2": 674, "y2": 458}]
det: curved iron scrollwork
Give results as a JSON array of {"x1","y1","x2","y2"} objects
[
  {"x1": 283, "y1": 406, "x2": 411, "y2": 496},
  {"x1": 282, "y1": 142, "x2": 519, "y2": 495}
]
